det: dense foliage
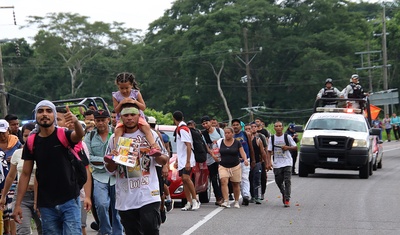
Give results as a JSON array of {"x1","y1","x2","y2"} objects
[{"x1": 2, "y1": 0, "x2": 399, "y2": 125}]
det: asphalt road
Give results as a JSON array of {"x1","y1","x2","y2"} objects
[
  {"x1": 158, "y1": 141, "x2": 400, "y2": 235},
  {"x1": 34, "y1": 141, "x2": 400, "y2": 235}
]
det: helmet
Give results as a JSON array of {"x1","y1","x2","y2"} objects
[
  {"x1": 351, "y1": 74, "x2": 359, "y2": 79},
  {"x1": 325, "y1": 78, "x2": 333, "y2": 84}
]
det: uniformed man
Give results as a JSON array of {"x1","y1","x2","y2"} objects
[{"x1": 316, "y1": 78, "x2": 342, "y2": 106}]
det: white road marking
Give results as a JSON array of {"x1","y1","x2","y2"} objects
[
  {"x1": 383, "y1": 146, "x2": 400, "y2": 153},
  {"x1": 182, "y1": 180, "x2": 276, "y2": 235}
]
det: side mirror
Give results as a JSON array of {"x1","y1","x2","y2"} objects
[
  {"x1": 294, "y1": 125, "x2": 304, "y2": 133},
  {"x1": 369, "y1": 128, "x2": 381, "y2": 136}
]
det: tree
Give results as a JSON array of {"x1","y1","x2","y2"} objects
[{"x1": 26, "y1": 13, "x2": 139, "y2": 97}]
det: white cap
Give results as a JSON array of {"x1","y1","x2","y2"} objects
[
  {"x1": 148, "y1": 116, "x2": 156, "y2": 124},
  {"x1": 0, "y1": 120, "x2": 9, "y2": 133}
]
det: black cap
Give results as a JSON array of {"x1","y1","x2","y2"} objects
[
  {"x1": 231, "y1": 118, "x2": 241, "y2": 124},
  {"x1": 187, "y1": 120, "x2": 195, "y2": 125},
  {"x1": 93, "y1": 110, "x2": 110, "y2": 119},
  {"x1": 200, "y1": 115, "x2": 211, "y2": 123}
]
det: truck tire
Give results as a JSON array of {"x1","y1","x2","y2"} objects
[
  {"x1": 372, "y1": 159, "x2": 378, "y2": 171},
  {"x1": 199, "y1": 177, "x2": 211, "y2": 203},
  {"x1": 377, "y1": 158, "x2": 382, "y2": 169},
  {"x1": 299, "y1": 161, "x2": 308, "y2": 177},
  {"x1": 369, "y1": 160, "x2": 373, "y2": 176},
  {"x1": 359, "y1": 161, "x2": 369, "y2": 179}
]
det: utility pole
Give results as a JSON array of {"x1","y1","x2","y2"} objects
[
  {"x1": 235, "y1": 28, "x2": 262, "y2": 122},
  {"x1": 0, "y1": 45, "x2": 7, "y2": 117},
  {"x1": 367, "y1": 41, "x2": 372, "y2": 92},
  {"x1": 382, "y1": 3, "x2": 389, "y2": 115},
  {"x1": 0, "y1": 6, "x2": 16, "y2": 117},
  {"x1": 243, "y1": 28, "x2": 253, "y2": 122}
]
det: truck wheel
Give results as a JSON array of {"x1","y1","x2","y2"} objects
[
  {"x1": 372, "y1": 159, "x2": 378, "y2": 171},
  {"x1": 199, "y1": 177, "x2": 211, "y2": 203},
  {"x1": 369, "y1": 160, "x2": 373, "y2": 176},
  {"x1": 377, "y1": 158, "x2": 382, "y2": 169},
  {"x1": 299, "y1": 161, "x2": 308, "y2": 177},
  {"x1": 359, "y1": 161, "x2": 369, "y2": 179}
]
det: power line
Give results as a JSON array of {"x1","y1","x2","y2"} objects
[
  {"x1": 7, "y1": 92, "x2": 37, "y2": 105},
  {"x1": 5, "y1": 85, "x2": 45, "y2": 100}
]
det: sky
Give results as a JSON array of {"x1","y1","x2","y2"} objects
[{"x1": 0, "y1": 0, "x2": 174, "y2": 42}]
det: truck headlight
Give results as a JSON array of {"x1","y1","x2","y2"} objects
[
  {"x1": 301, "y1": 137, "x2": 314, "y2": 146},
  {"x1": 352, "y1": 139, "x2": 367, "y2": 147}
]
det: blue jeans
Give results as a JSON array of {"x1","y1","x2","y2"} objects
[
  {"x1": 39, "y1": 197, "x2": 81, "y2": 235},
  {"x1": 93, "y1": 179, "x2": 123, "y2": 235}
]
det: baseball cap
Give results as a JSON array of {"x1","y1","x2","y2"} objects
[
  {"x1": 289, "y1": 123, "x2": 296, "y2": 129},
  {"x1": 200, "y1": 115, "x2": 211, "y2": 123},
  {"x1": 148, "y1": 116, "x2": 157, "y2": 124},
  {"x1": 231, "y1": 118, "x2": 241, "y2": 125},
  {"x1": 351, "y1": 74, "x2": 359, "y2": 79},
  {"x1": 93, "y1": 110, "x2": 110, "y2": 119},
  {"x1": 0, "y1": 120, "x2": 9, "y2": 133}
]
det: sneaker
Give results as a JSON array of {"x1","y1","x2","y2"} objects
[
  {"x1": 292, "y1": 171, "x2": 298, "y2": 175},
  {"x1": 90, "y1": 222, "x2": 99, "y2": 231},
  {"x1": 254, "y1": 198, "x2": 262, "y2": 204},
  {"x1": 149, "y1": 147, "x2": 161, "y2": 157},
  {"x1": 229, "y1": 194, "x2": 234, "y2": 201},
  {"x1": 284, "y1": 200, "x2": 290, "y2": 207},
  {"x1": 221, "y1": 201, "x2": 230, "y2": 208},
  {"x1": 192, "y1": 199, "x2": 200, "y2": 210},
  {"x1": 181, "y1": 202, "x2": 192, "y2": 211},
  {"x1": 160, "y1": 206, "x2": 167, "y2": 223},
  {"x1": 249, "y1": 198, "x2": 255, "y2": 203},
  {"x1": 215, "y1": 197, "x2": 224, "y2": 206},
  {"x1": 260, "y1": 194, "x2": 264, "y2": 200},
  {"x1": 242, "y1": 196, "x2": 249, "y2": 206},
  {"x1": 165, "y1": 199, "x2": 174, "y2": 212},
  {"x1": 234, "y1": 201, "x2": 240, "y2": 208}
]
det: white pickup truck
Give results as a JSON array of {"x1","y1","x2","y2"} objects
[{"x1": 298, "y1": 99, "x2": 380, "y2": 179}]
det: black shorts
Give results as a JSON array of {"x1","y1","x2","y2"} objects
[
  {"x1": 178, "y1": 167, "x2": 192, "y2": 176},
  {"x1": 155, "y1": 166, "x2": 164, "y2": 196}
]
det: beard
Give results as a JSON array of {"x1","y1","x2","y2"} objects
[
  {"x1": 124, "y1": 125, "x2": 137, "y2": 130},
  {"x1": 37, "y1": 120, "x2": 53, "y2": 128},
  {"x1": 38, "y1": 123, "x2": 53, "y2": 128}
]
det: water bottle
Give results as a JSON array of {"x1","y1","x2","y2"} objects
[{"x1": 212, "y1": 142, "x2": 220, "y2": 161}]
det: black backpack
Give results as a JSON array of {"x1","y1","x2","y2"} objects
[
  {"x1": 271, "y1": 133, "x2": 290, "y2": 152},
  {"x1": 177, "y1": 125, "x2": 207, "y2": 163}
]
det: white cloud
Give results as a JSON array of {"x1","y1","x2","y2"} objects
[{"x1": 0, "y1": 0, "x2": 173, "y2": 42}]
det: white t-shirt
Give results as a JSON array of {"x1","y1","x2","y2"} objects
[
  {"x1": 11, "y1": 149, "x2": 37, "y2": 186},
  {"x1": 268, "y1": 134, "x2": 297, "y2": 168},
  {"x1": 176, "y1": 122, "x2": 195, "y2": 170},
  {"x1": 106, "y1": 129, "x2": 162, "y2": 211}
]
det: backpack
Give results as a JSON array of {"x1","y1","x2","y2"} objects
[
  {"x1": 202, "y1": 127, "x2": 223, "y2": 144},
  {"x1": 27, "y1": 127, "x2": 89, "y2": 189},
  {"x1": 177, "y1": 125, "x2": 207, "y2": 163},
  {"x1": 271, "y1": 133, "x2": 289, "y2": 153}
]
